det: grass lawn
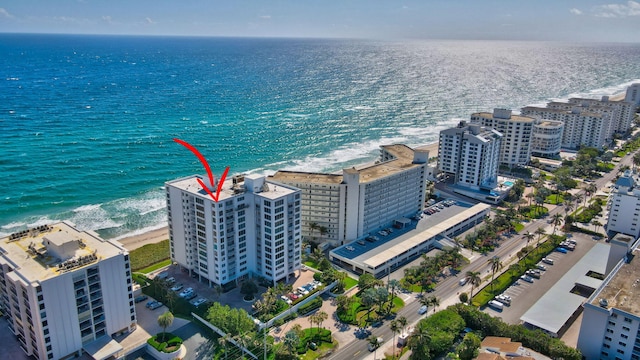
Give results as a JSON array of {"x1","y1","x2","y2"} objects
[
  {"x1": 545, "y1": 194, "x2": 564, "y2": 205},
  {"x1": 513, "y1": 223, "x2": 524, "y2": 232},
  {"x1": 139, "y1": 259, "x2": 172, "y2": 274},
  {"x1": 343, "y1": 276, "x2": 358, "y2": 290},
  {"x1": 304, "y1": 260, "x2": 319, "y2": 269},
  {"x1": 301, "y1": 341, "x2": 336, "y2": 360},
  {"x1": 130, "y1": 240, "x2": 170, "y2": 271}
]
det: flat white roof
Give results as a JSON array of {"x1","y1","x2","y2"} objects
[{"x1": 520, "y1": 243, "x2": 609, "y2": 335}]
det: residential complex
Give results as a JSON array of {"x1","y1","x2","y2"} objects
[
  {"x1": 626, "y1": 83, "x2": 640, "y2": 106},
  {"x1": 470, "y1": 109, "x2": 534, "y2": 167},
  {"x1": 438, "y1": 121, "x2": 502, "y2": 191},
  {"x1": 606, "y1": 171, "x2": 640, "y2": 239},
  {"x1": 531, "y1": 119, "x2": 564, "y2": 158},
  {"x1": 577, "y1": 237, "x2": 640, "y2": 360},
  {"x1": 166, "y1": 174, "x2": 302, "y2": 287},
  {"x1": 270, "y1": 144, "x2": 428, "y2": 247},
  {"x1": 0, "y1": 221, "x2": 136, "y2": 360}
]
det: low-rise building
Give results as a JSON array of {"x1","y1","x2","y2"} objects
[{"x1": 0, "y1": 221, "x2": 136, "y2": 360}]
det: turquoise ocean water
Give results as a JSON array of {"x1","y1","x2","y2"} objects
[{"x1": 1, "y1": 34, "x2": 639, "y2": 239}]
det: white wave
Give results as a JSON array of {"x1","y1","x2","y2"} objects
[
  {"x1": 27, "y1": 217, "x2": 55, "y2": 228},
  {"x1": 1, "y1": 221, "x2": 27, "y2": 230},
  {"x1": 73, "y1": 204, "x2": 102, "y2": 212},
  {"x1": 109, "y1": 223, "x2": 168, "y2": 242}
]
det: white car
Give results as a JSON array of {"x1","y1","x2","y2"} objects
[
  {"x1": 520, "y1": 275, "x2": 534, "y2": 283},
  {"x1": 418, "y1": 305, "x2": 428, "y2": 315},
  {"x1": 179, "y1": 287, "x2": 194, "y2": 297},
  {"x1": 191, "y1": 298, "x2": 208, "y2": 307}
]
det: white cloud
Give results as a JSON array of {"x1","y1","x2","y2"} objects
[
  {"x1": 593, "y1": 1, "x2": 640, "y2": 17},
  {"x1": 569, "y1": 8, "x2": 583, "y2": 15},
  {"x1": 259, "y1": 15, "x2": 271, "y2": 19},
  {"x1": 145, "y1": 17, "x2": 155, "y2": 24},
  {"x1": 0, "y1": 7, "x2": 14, "y2": 18},
  {"x1": 102, "y1": 15, "x2": 113, "y2": 24}
]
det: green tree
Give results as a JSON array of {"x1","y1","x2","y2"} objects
[
  {"x1": 310, "y1": 247, "x2": 324, "y2": 267},
  {"x1": 397, "y1": 315, "x2": 408, "y2": 333},
  {"x1": 408, "y1": 324, "x2": 432, "y2": 360},
  {"x1": 456, "y1": 333, "x2": 481, "y2": 360},
  {"x1": 218, "y1": 333, "x2": 231, "y2": 360},
  {"x1": 358, "y1": 273, "x2": 381, "y2": 291},
  {"x1": 465, "y1": 271, "x2": 481, "y2": 304},
  {"x1": 551, "y1": 213, "x2": 564, "y2": 234},
  {"x1": 240, "y1": 279, "x2": 258, "y2": 300},
  {"x1": 488, "y1": 256, "x2": 503, "y2": 294},
  {"x1": 524, "y1": 231, "x2": 534, "y2": 244},
  {"x1": 458, "y1": 292, "x2": 468, "y2": 303},
  {"x1": 535, "y1": 227, "x2": 546, "y2": 253},
  {"x1": 390, "y1": 320, "x2": 401, "y2": 359},
  {"x1": 316, "y1": 310, "x2": 328, "y2": 330},
  {"x1": 283, "y1": 330, "x2": 299, "y2": 357},
  {"x1": 157, "y1": 311, "x2": 174, "y2": 342},
  {"x1": 368, "y1": 335, "x2": 382, "y2": 360}
]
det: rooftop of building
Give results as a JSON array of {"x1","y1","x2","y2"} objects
[
  {"x1": 521, "y1": 106, "x2": 604, "y2": 118},
  {"x1": 167, "y1": 174, "x2": 299, "y2": 201},
  {"x1": 270, "y1": 144, "x2": 426, "y2": 185},
  {"x1": 481, "y1": 336, "x2": 522, "y2": 354},
  {"x1": 589, "y1": 242, "x2": 640, "y2": 315},
  {"x1": 534, "y1": 119, "x2": 564, "y2": 127},
  {"x1": 471, "y1": 111, "x2": 535, "y2": 123},
  {"x1": 0, "y1": 221, "x2": 126, "y2": 282}
]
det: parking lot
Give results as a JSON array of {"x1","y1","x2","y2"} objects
[{"x1": 483, "y1": 231, "x2": 599, "y2": 324}]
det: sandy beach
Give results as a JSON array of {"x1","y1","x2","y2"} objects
[{"x1": 116, "y1": 226, "x2": 169, "y2": 251}]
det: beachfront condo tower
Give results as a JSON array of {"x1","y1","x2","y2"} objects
[
  {"x1": 470, "y1": 108, "x2": 535, "y2": 167},
  {"x1": 0, "y1": 221, "x2": 136, "y2": 360},
  {"x1": 166, "y1": 174, "x2": 302, "y2": 287},
  {"x1": 270, "y1": 144, "x2": 428, "y2": 247}
]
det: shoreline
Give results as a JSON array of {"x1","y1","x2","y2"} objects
[{"x1": 115, "y1": 226, "x2": 169, "y2": 251}]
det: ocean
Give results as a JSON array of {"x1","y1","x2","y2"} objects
[{"x1": 1, "y1": 34, "x2": 639, "y2": 240}]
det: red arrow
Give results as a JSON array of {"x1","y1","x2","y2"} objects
[{"x1": 173, "y1": 138, "x2": 230, "y2": 202}]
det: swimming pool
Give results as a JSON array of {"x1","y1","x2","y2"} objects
[{"x1": 503, "y1": 181, "x2": 514, "y2": 186}]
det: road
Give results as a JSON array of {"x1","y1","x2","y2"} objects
[{"x1": 328, "y1": 150, "x2": 636, "y2": 360}]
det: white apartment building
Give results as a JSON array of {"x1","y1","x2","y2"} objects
[
  {"x1": 577, "y1": 237, "x2": 640, "y2": 360},
  {"x1": 531, "y1": 119, "x2": 564, "y2": 158},
  {"x1": 470, "y1": 108, "x2": 534, "y2": 167},
  {"x1": 607, "y1": 171, "x2": 640, "y2": 239},
  {"x1": 166, "y1": 174, "x2": 302, "y2": 287},
  {"x1": 270, "y1": 144, "x2": 428, "y2": 247},
  {"x1": 438, "y1": 121, "x2": 502, "y2": 191},
  {"x1": 521, "y1": 106, "x2": 613, "y2": 149},
  {"x1": 0, "y1": 221, "x2": 136, "y2": 360},
  {"x1": 625, "y1": 83, "x2": 640, "y2": 106},
  {"x1": 563, "y1": 97, "x2": 634, "y2": 135}
]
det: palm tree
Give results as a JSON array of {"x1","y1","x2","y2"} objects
[
  {"x1": 428, "y1": 296, "x2": 440, "y2": 313},
  {"x1": 488, "y1": 256, "x2": 503, "y2": 294},
  {"x1": 316, "y1": 310, "x2": 328, "y2": 330},
  {"x1": 234, "y1": 333, "x2": 252, "y2": 360},
  {"x1": 551, "y1": 213, "x2": 564, "y2": 234},
  {"x1": 465, "y1": 271, "x2": 481, "y2": 304},
  {"x1": 535, "y1": 227, "x2": 546, "y2": 253},
  {"x1": 390, "y1": 320, "x2": 401, "y2": 359},
  {"x1": 592, "y1": 220, "x2": 603, "y2": 234},
  {"x1": 397, "y1": 315, "x2": 408, "y2": 334},
  {"x1": 157, "y1": 311, "x2": 174, "y2": 342},
  {"x1": 388, "y1": 279, "x2": 401, "y2": 304},
  {"x1": 310, "y1": 247, "x2": 324, "y2": 266},
  {"x1": 283, "y1": 330, "x2": 299, "y2": 357},
  {"x1": 368, "y1": 335, "x2": 382, "y2": 360},
  {"x1": 407, "y1": 325, "x2": 432, "y2": 359},
  {"x1": 526, "y1": 192, "x2": 535, "y2": 207},
  {"x1": 523, "y1": 231, "x2": 534, "y2": 245},
  {"x1": 308, "y1": 222, "x2": 319, "y2": 242},
  {"x1": 634, "y1": 152, "x2": 640, "y2": 171},
  {"x1": 218, "y1": 333, "x2": 231, "y2": 360}
]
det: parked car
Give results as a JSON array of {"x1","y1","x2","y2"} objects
[
  {"x1": 536, "y1": 263, "x2": 547, "y2": 271},
  {"x1": 555, "y1": 247, "x2": 568, "y2": 254},
  {"x1": 179, "y1": 287, "x2": 194, "y2": 298},
  {"x1": 165, "y1": 277, "x2": 176, "y2": 284},
  {"x1": 418, "y1": 305, "x2": 428, "y2": 315},
  {"x1": 526, "y1": 269, "x2": 541, "y2": 279},
  {"x1": 495, "y1": 294, "x2": 511, "y2": 306},
  {"x1": 148, "y1": 301, "x2": 163, "y2": 310},
  {"x1": 488, "y1": 300, "x2": 504, "y2": 311},
  {"x1": 520, "y1": 275, "x2": 534, "y2": 283},
  {"x1": 170, "y1": 284, "x2": 184, "y2": 292},
  {"x1": 134, "y1": 295, "x2": 148, "y2": 303},
  {"x1": 185, "y1": 292, "x2": 197, "y2": 300},
  {"x1": 542, "y1": 257, "x2": 554, "y2": 265},
  {"x1": 191, "y1": 298, "x2": 208, "y2": 307},
  {"x1": 146, "y1": 300, "x2": 157, "y2": 308}
]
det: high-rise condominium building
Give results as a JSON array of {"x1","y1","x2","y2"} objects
[
  {"x1": 606, "y1": 171, "x2": 640, "y2": 239},
  {"x1": 470, "y1": 108, "x2": 534, "y2": 167},
  {"x1": 0, "y1": 221, "x2": 136, "y2": 360},
  {"x1": 625, "y1": 83, "x2": 640, "y2": 106},
  {"x1": 531, "y1": 119, "x2": 564, "y2": 158},
  {"x1": 438, "y1": 121, "x2": 502, "y2": 191},
  {"x1": 270, "y1": 144, "x2": 428, "y2": 246},
  {"x1": 166, "y1": 174, "x2": 302, "y2": 287}
]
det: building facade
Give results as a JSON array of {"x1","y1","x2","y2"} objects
[
  {"x1": 606, "y1": 171, "x2": 640, "y2": 239},
  {"x1": 531, "y1": 119, "x2": 564, "y2": 158},
  {"x1": 166, "y1": 174, "x2": 302, "y2": 287},
  {"x1": 0, "y1": 222, "x2": 136, "y2": 360},
  {"x1": 577, "y1": 237, "x2": 640, "y2": 360},
  {"x1": 470, "y1": 109, "x2": 534, "y2": 167},
  {"x1": 626, "y1": 83, "x2": 640, "y2": 106},
  {"x1": 438, "y1": 121, "x2": 502, "y2": 191},
  {"x1": 270, "y1": 144, "x2": 428, "y2": 247}
]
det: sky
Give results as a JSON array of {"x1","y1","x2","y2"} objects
[{"x1": 0, "y1": 0, "x2": 639, "y2": 42}]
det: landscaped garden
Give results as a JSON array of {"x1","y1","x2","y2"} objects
[
  {"x1": 147, "y1": 332, "x2": 183, "y2": 353},
  {"x1": 129, "y1": 239, "x2": 170, "y2": 272}
]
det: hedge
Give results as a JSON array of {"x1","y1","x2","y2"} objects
[
  {"x1": 296, "y1": 328, "x2": 332, "y2": 354},
  {"x1": 147, "y1": 333, "x2": 183, "y2": 353},
  {"x1": 298, "y1": 298, "x2": 322, "y2": 316}
]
